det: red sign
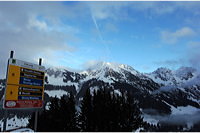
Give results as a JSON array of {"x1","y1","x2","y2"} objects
[{"x1": 4, "y1": 100, "x2": 43, "y2": 109}]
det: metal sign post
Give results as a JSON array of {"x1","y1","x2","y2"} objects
[
  {"x1": 34, "y1": 58, "x2": 42, "y2": 132},
  {"x1": 3, "y1": 110, "x2": 7, "y2": 132}
]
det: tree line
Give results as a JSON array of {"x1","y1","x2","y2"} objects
[{"x1": 28, "y1": 88, "x2": 143, "y2": 132}]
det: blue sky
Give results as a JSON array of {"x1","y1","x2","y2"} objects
[{"x1": 1, "y1": 1, "x2": 200, "y2": 77}]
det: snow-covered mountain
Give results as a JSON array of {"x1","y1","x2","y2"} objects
[
  {"x1": 44, "y1": 62, "x2": 200, "y2": 115},
  {"x1": 46, "y1": 62, "x2": 160, "y2": 94},
  {"x1": 46, "y1": 63, "x2": 200, "y2": 96},
  {"x1": 145, "y1": 67, "x2": 200, "y2": 116},
  {"x1": 146, "y1": 66, "x2": 200, "y2": 87},
  {"x1": 0, "y1": 62, "x2": 200, "y2": 128},
  {"x1": 46, "y1": 67, "x2": 66, "y2": 85}
]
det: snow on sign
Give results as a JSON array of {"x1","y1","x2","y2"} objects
[{"x1": 3, "y1": 58, "x2": 45, "y2": 109}]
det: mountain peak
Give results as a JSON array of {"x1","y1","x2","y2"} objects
[
  {"x1": 86, "y1": 61, "x2": 118, "y2": 70},
  {"x1": 153, "y1": 67, "x2": 172, "y2": 74},
  {"x1": 46, "y1": 67, "x2": 65, "y2": 78},
  {"x1": 176, "y1": 66, "x2": 196, "y2": 74},
  {"x1": 84, "y1": 61, "x2": 139, "y2": 77},
  {"x1": 175, "y1": 66, "x2": 197, "y2": 80},
  {"x1": 147, "y1": 66, "x2": 199, "y2": 86}
]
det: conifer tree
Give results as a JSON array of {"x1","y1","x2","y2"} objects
[
  {"x1": 28, "y1": 95, "x2": 79, "y2": 132},
  {"x1": 124, "y1": 92, "x2": 143, "y2": 131},
  {"x1": 63, "y1": 93, "x2": 79, "y2": 131},
  {"x1": 78, "y1": 89, "x2": 93, "y2": 131},
  {"x1": 49, "y1": 96, "x2": 64, "y2": 131},
  {"x1": 28, "y1": 97, "x2": 61, "y2": 131},
  {"x1": 78, "y1": 88, "x2": 144, "y2": 132},
  {"x1": 28, "y1": 88, "x2": 144, "y2": 132}
]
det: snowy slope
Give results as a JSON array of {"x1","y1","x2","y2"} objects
[
  {"x1": 85, "y1": 62, "x2": 146, "y2": 83},
  {"x1": 46, "y1": 67, "x2": 81, "y2": 92},
  {"x1": 46, "y1": 67, "x2": 66, "y2": 86},
  {"x1": 46, "y1": 61, "x2": 158, "y2": 92},
  {"x1": 46, "y1": 62, "x2": 142, "y2": 86},
  {"x1": 0, "y1": 116, "x2": 29, "y2": 131},
  {"x1": 0, "y1": 82, "x2": 4, "y2": 91},
  {"x1": 45, "y1": 63, "x2": 200, "y2": 103},
  {"x1": 85, "y1": 62, "x2": 139, "y2": 76},
  {"x1": 45, "y1": 90, "x2": 69, "y2": 98},
  {"x1": 146, "y1": 67, "x2": 200, "y2": 87}
]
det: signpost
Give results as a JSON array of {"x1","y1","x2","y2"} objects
[
  {"x1": 2, "y1": 51, "x2": 45, "y2": 132},
  {"x1": 3, "y1": 58, "x2": 45, "y2": 109}
]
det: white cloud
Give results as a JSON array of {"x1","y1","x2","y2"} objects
[
  {"x1": 130, "y1": 2, "x2": 175, "y2": 15},
  {"x1": 82, "y1": 60, "x2": 100, "y2": 69},
  {"x1": 28, "y1": 16, "x2": 48, "y2": 31},
  {"x1": 87, "y1": 2, "x2": 133, "y2": 21},
  {"x1": 0, "y1": 2, "x2": 81, "y2": 78},
  {"x1": 161, "y1": 27, "x2": 196, "y2": 44},
  {"x1": 87, "y1": 1, "x2": 200, "y2": 21},
  {"x1": 133, "y1": 1, "x2": 200, "y2": 16}
]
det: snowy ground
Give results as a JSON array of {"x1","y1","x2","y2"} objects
[
  {"x1": 0, "y1": 90, "x2": 68, "y2": 131},
  {"x1": 142, "y1": 113, "x2": 159, "y2": 125},
  {"x1": 47, "y1": 75, "x2": 66, "y2": 86},
  {"x1": 10, "y1": 128, "x2": 34, "y2": 132},
  {"x1": 0, "y1": 116, "x2": 29, "y2": 131},
  {"x1": 0, "y1": 83, "x2": 3, "y2": 91},
  {"x1": 45, "y1": 102, "x2": 50, "y2": 110},
  {"x1": 45, "y1": 90, "x2": 69, "y2": 98}
]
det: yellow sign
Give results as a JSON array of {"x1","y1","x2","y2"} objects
[
  {"x1": 4, "y1": 58, "x2": 45, "y2": 109},
  {"x1": 7, "y1": 65, "x2": 20, "y2": 85},
  {"x1": 5, "y1": 85, "x2": 18, "y2": 100}
]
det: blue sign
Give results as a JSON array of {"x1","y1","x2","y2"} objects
[
  {"x1": 19, "y1": 77, "x2": 43, "y2": 86},
  {"x1": 18, "y1": 96, "x2": 42, "y2": 100}
]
